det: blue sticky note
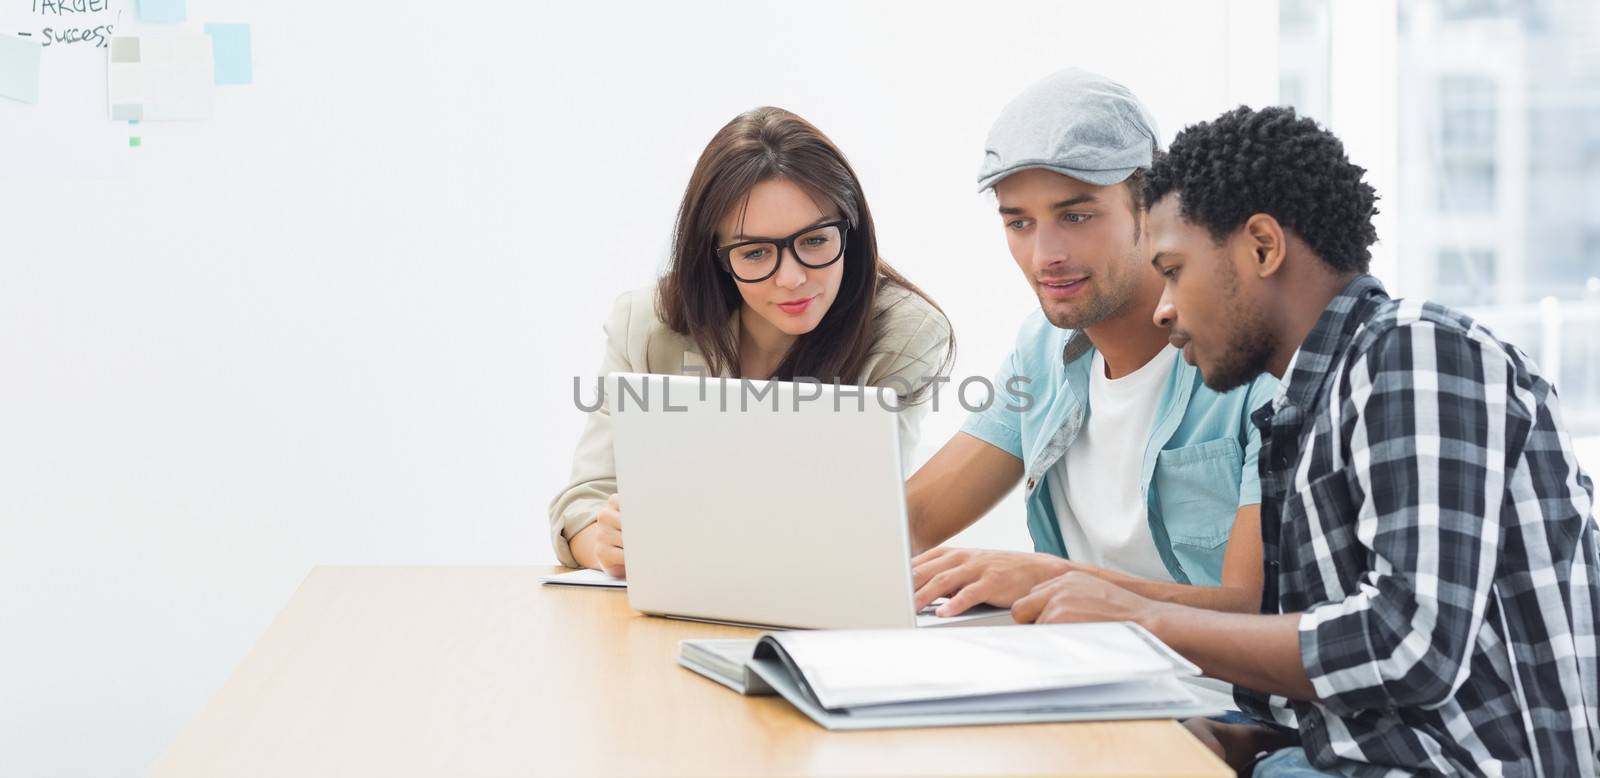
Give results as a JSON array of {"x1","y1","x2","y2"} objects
[
  {"x1": 138, "y1": 0, "x2": 186, "y2": 23},
  {"x1": 0, "y1": 34, "x2": 43, "y2": 104},
  {"x1": 204, "y1": 24, "x2": 253, "y2": 85}
]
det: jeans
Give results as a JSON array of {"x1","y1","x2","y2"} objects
[{"x1": 1253, "y1": 747, "x2": 1345, "y2": 777}]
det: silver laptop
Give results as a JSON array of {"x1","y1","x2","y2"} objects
[{"x1": 606, "y1": 372, "x2": 1012, "y2": 630}]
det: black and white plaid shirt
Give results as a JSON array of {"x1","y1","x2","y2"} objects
[{"x1": 1236, "y1": 275, "x2": 1600, "y2": 776}]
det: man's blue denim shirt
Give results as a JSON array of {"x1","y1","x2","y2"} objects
[{"x1": 961, "y1": 310, "x2": 1277, "y2": 585}]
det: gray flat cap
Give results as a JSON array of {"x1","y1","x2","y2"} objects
[{"x1": 977, "y1": 68, "x2": 1160, "y2": 191}]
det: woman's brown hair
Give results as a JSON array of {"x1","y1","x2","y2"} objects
[{"x1": 657, "y1": 106, "x2": 951, "y2": 386}]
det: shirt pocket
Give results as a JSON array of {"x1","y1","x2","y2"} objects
[{"x1": 1152, "y1": 438, "x2": 1244, "y2": 551}]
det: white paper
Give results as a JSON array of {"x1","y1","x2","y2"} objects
[
  {"x1": 683, "y1": 638, "x2": 760, "y2": 668},
  {"x1": 679, "y1": 639, "x2": 760, "y2": 683},
  {"x1": 539, "y1": 568, "x2": 627, "y2": 588},
  {"x1": 106, "y1": 30, "x2": 212, "y2": 121},
  {"x1": 773, "y1": 621, "x2": 1199, "y2": 710},
  {"x1": 843, "y1": 675, "x2": 1199, "y2": 718}
]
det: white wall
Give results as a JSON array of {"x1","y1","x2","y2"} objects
[{"x1": 1, "y1": 2, "x2": 1278, "y2": 776}]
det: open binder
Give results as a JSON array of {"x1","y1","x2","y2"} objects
[{"x1": 679, "y1": 622, "x2": 1222, "y2": 730}]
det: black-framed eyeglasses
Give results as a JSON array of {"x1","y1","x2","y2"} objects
[{"x1": 715, "y1": 220, "x2": 848, "y2": 283}]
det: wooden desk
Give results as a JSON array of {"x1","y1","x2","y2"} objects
[{"x1": 150, "y1": 567, "x2": 1229, "y2": 777}]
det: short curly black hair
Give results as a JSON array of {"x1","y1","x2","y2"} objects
[{"x1": 1142, "y1": 105, "x2": 1379, "y2": 274}]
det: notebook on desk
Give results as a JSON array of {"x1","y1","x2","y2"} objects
[
  {"x1": 678, "y1": 621, "x2": 1220, "y2": 730},
  {"x1": 540, "y1": 568, "x2": 627, "y2": 589}
]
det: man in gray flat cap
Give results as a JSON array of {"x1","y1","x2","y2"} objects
[{"x1": 906, "y1": 69, "x2": 1277, "y2": 626}]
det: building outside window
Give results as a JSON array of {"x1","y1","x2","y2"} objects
[{"x1": 1281, "y1": 0, "x2": 1600, "y2": 442}]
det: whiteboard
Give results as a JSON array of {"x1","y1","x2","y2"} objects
[{"x1": 0, "y1": 0, "x2": 128, "y2": 177}]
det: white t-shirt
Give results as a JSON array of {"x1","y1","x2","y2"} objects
[{"x1": 1047, "y1": 346, "x2": 1179, "y2": 582}]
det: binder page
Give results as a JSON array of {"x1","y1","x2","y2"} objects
[{"x1": 770, "y1": 622, "x2": 1198, "y2": 709}]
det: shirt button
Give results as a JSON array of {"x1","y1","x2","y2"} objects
[{"x1": 1026, "y1": 478, "x2": 1036, "y2": 490}]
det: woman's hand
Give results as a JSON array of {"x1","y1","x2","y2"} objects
[{"x1": 574, "y1": 494, "x2": 626, "y2": 578}]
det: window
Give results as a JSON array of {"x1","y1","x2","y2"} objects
[
  {"x1": 1436, "y1": 76, "x2": 1497, "y2": 212},
  {"x1": 1435, "y1": 249, "x2": 1497, "y2": 306},
  {"x1": 1439, "y1": 0, "x2": 1516, "y2": 20},
  {"x1": 1438, "y1": 77, "x2": 1496, "y2": 149},
  {"x1": 1438, "y1": 159, "x2": 1496, "y2": 212},
  {"x1": 1289, "y1": 0, "x2": 1600, "y2": 436},
  {"x1": 1277, "y1": 0, "x2": 1330, "y2": 124}
]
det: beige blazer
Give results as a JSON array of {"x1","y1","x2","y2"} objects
[{"x1": 547, "y1": 281, "x2": 953, "y2": 567}]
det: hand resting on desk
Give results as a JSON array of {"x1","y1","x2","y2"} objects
[{"x1": 571, "y1": 493, "x2": 627, "y2": 578}]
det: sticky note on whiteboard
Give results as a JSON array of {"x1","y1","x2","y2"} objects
[
  {"x1": 0, "y1": 34, "x2": 44, "y2": 104},
  {"x1": 203, "y1": 24, "x2": 252, "y2": 85},
  {"x1": 138, "y1": 0, "x2": 186, "y2": 23},
  {"x1": 107, "y1": 33, "x2": 214, "y2": 121}
]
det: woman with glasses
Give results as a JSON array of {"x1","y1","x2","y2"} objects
[{"x1": 548, "y1": 106, "x2": 954, "y2": 577}]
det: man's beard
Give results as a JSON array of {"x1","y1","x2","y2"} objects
[
  {"x1": 1200, "y1": 320, "x2": 1276, "y2": 393},
  {"x1": 1199, "y1": 260, "x2": 1276, "y2": 392},
  {"x1": 1039, "y1": 255, "x2": 1139, "y2": 331}
]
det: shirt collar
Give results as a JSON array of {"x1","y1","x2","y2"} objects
[
  {"x1": 1063, "y1": 330, "x2": 1094, "y2": 365},
  {"x1": 1278, "y1": 273, "x2": 1390, "y2": 411},
  {"x1": 1271, "y1": 348, "x2": 1301, "y2": 412}
]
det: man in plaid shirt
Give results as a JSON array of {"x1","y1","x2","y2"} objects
[{"x1": 1011, "y1": 105, "x2": 1600, "y2": 776}]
